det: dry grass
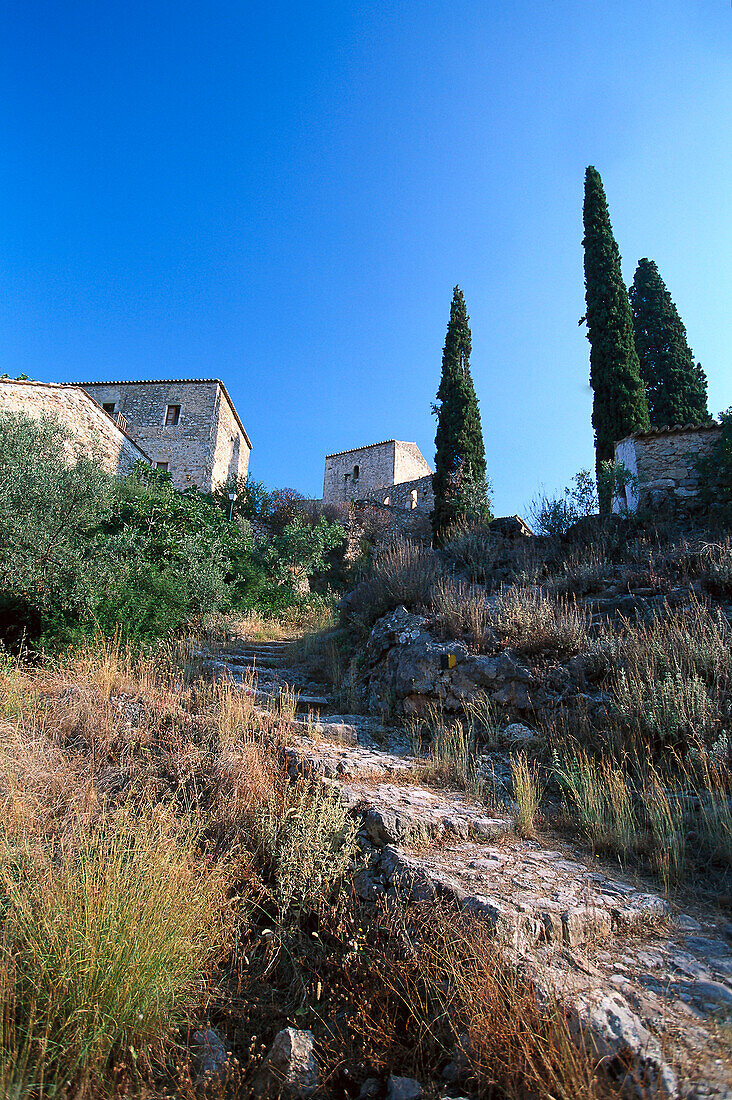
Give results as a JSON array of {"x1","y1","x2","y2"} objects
[
  {"x1": 340, "y1": 538, "x2": 444, "y2": 635},
  {"x1": 493, "y1": 587, "x2": 590, "y2": 657},
  {"x1": 548, "y1": 546, "x2": 613, "y2": 596},
  {"x1": 430, "y1": 575, "x2": 492, "y2": 650},
  {"x1": 0, "y1": 806, "x2": 230, "y2": 1096},
  {"x1": 511, "y1": 752, "x2": 543, "y2": 836},
  {"x1": 442, "y1": 520, "x2": 543, "y2": 586},
  {"x1": 409, "y1": 703, "x2": 483, "y2": 796},
  {"x1": 332, "y1": 900, "x2": 615, "y2": 1100},
  {"x1": 0, "y1": 633, "x2": 288, "y2": 1096},
  {"x1": 551, "y1": 742, "x2": 731, "y2": 890}
]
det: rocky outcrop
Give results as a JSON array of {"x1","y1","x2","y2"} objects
[
  {"x1": 218, "y1": 636, "x2": 732, "y2": 1100},
  {"x1": 350, "y1": 606, "x2": 535, "y2": 717}
]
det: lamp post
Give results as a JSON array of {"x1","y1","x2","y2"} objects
[{"x1": 228, "y1": 492, "x2": 236, "y2": 521}]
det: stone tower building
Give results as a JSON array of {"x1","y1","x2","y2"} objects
[
  {"x1": 323, "y1": 440, "x2": 434, "y2": 511},
  {"x1": 78, "y1": 379, "x2": 251, "y2": 493}
]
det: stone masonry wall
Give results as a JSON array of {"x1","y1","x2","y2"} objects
[
  {"x1": 324, "y1": 441, "x2": 433, "y2": 504},
  {"x1": 393, "y1": 441, "x2": 432, "y2": 485},
  {"x1": 211, "y1": 387, "x2": 252, "y2": 487},
  {"x1": 80, "y1": 380, "x2": 250, "y2": 493},
  {"x1": 324, "y1": 442, "x2": 397, "y2": 503},
  {"x1": 615, "y1": 426, "x2": 721, "y2": 513},
  {"x1": 0, "y1": 380, "x2": 149, "y2": 476},
  {"x1": 361, "y1": 474, "x2": 434, "y2": 512}
]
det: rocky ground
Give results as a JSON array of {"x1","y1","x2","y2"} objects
[{"x1": 205, "y1": 635, "x2": 732, "y2": 1100}]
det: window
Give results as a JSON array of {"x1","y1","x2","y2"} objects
[
  {"x1": 383, "y1": 496, "x2": 390, "y2": 506},
  {"x1": 102, "y1": 402, "x2": 116, "y2": 415},
  {"x1": 155, "y1": 461, "x2": 169, "y2": 472},
  {"x1": 410, "y1": 489, "x2": 418, "y2": 509},
  {"x1": 164, "y1": 404, "x2": 181, "y2": 426},
  {"x1": 353, "y1": 464, "x2": 360, "y2": 480}
]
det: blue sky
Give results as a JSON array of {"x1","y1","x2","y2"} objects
[{"x1": 1, "y1": 1, "x2": 730, "y2": 514}]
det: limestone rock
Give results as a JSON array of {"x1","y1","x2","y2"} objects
[
  {"x1": 578, "y1": 992, "x2": 677, "y2": 1097},
  {"x1": 386, "y1": 1076, "x2": 423, "y2": 1100},
  {"x1": 192, "y1": 1027, "x2": 229, "y2": 1085},
  {"x1": 254, "y1": 1028, "x2": 319, "y2": 1098}
]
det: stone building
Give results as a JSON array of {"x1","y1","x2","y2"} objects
[
  {"x1": 323, "y1": 440, "x2": 434, "y2": 511},
  {"x1": 77, "y1": 379, "x2": 251, "y2": 492},
  {"x1": 0, "y1": 379, "x2": 150, "y2": 476},
  {"x1": 613, "y1": 423, "x2": 722, "y2": 513}
]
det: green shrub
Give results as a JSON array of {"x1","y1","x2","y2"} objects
[
  {"x1": 0, "y1": 808, "x2": 229, "y2": 1094},
  {"x1": 251, "y1": 779, "x2": 358, "y2": 919},
  {"x1": 528, "y1": 469, "x2": 597, "y2": 536},
  {"x1": 697, "y1": 408, "x2": 732, "y2": 514}
]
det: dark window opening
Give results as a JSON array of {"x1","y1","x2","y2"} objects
[
  {"x1": 353, "y1": 464, "x2": 360, "y2": 479},
  {"x1": 102, "y1": 402, "x2": 116, "y2": 415},
  {"x1": 155, "y1": 461, "x2": 169, "y2": 472},
  {"x1": 164, "y1": 404, "x2": 181, "y2": 426}
]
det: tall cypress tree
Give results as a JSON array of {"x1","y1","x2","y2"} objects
[
  {"x1": 431, "y1": 286, "x2": 488, "y2": 539},
  {"x1": 583, "y1": 167, "x2": 649, "y2": 511},
  {"x1": 629, "y1": 258, "x2": 709, "y2": 428}
]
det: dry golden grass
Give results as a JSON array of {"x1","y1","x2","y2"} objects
[
  {"x1": 324, "y1": 900, "x2": 615, "y2": 1100},
  {"x1": 430, "y1": 575, "x2": 493, "y2": 650},
  {"x1": 0, "y1": 632, "x2": 288, "y2": 1097}
]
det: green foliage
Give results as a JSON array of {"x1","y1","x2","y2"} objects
[
  {"x1": 261, "y1": 515, "x2": 345, "y2": 586},
  {"x1": 629, "y1": 258, "x2": 709, "y2": 428},
  {"x1": 529, "y1": 469, "x2": 597, "y2": 536},
  {"x1": 696, "y1": 408, "x2": 732, "y2": 514},
  {"x1": 432, "y1": 287, "x2": 490, "y2": 540},
  {"x1": 0, "y1": 412, "x2": 340, "y2": 648},
  {"x1": 597, "y1": 459, "x2": 639, "y2": 513},
  {"x1": 251, "y1": 779, "x2": 358, "y2": 919},
  {"x1": 582, "y1": 167, "x2": 649, "y2": 511},
  {"x1": 0, "y1": 412, "x2": 115, "y2": 641}
]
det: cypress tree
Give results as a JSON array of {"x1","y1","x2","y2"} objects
[
  {"x1": 431, "y1": 286, "x2": 489, "y2": 540},
  {"x1": 583, "y1": 167, "x2": 649, "y2": 511},
  {"x1": 629, "y1": 258, "x2": 709, "y2": 428}
]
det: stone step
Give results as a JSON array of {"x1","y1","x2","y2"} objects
[{"x1": 251, "y1": 690, "x2": 330, "y2": 712}]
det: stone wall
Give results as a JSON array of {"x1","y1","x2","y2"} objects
[
  {"x1": 323, "y1": 441, "x2": 432, "y2": 504},
  {"x1": 0, "y1": 380, "x2": 150, "y2": 476},
  {"x1": 360, "y1": 474, "x2": 434, "y2": 512},
  {"x1": 324, "y1": 441, "x2": 397, "y2": 503},
  {"x1": 614, "y1": 425, "x2": 721, "y2": 513},
  {"x1": 393, "y1": 441, "x2": 432, "y2": 485},
  {"x1": 211, "y1": 385, "x2": 252, "y2": 487},
  {"x1": 79, "y1": 380, "x2": 251, "y2": 492}
]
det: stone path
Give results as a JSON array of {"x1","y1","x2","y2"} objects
[{"x1": 216, "y1": 638, "x2": 732, "y2": 1099}]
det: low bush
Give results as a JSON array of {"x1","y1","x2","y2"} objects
[
  {"x1": 492, "y1": 588, "x2": 590, "y2": 657},
  {"x1": 340, "y1": 538, "x2": 443, "y2": 636},
  {"x1": 430, "y1": 576, "x2": 492, "y2": 649},
  {"x1": 614, "y1": 668, "x2": 718, "y2": 749},
  {"x1": 0, "y1": 807, "x2": 230, "y2": 1095},
  {"x1": 251, "y1": 778, "x2": 359, "y2": 919}
]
